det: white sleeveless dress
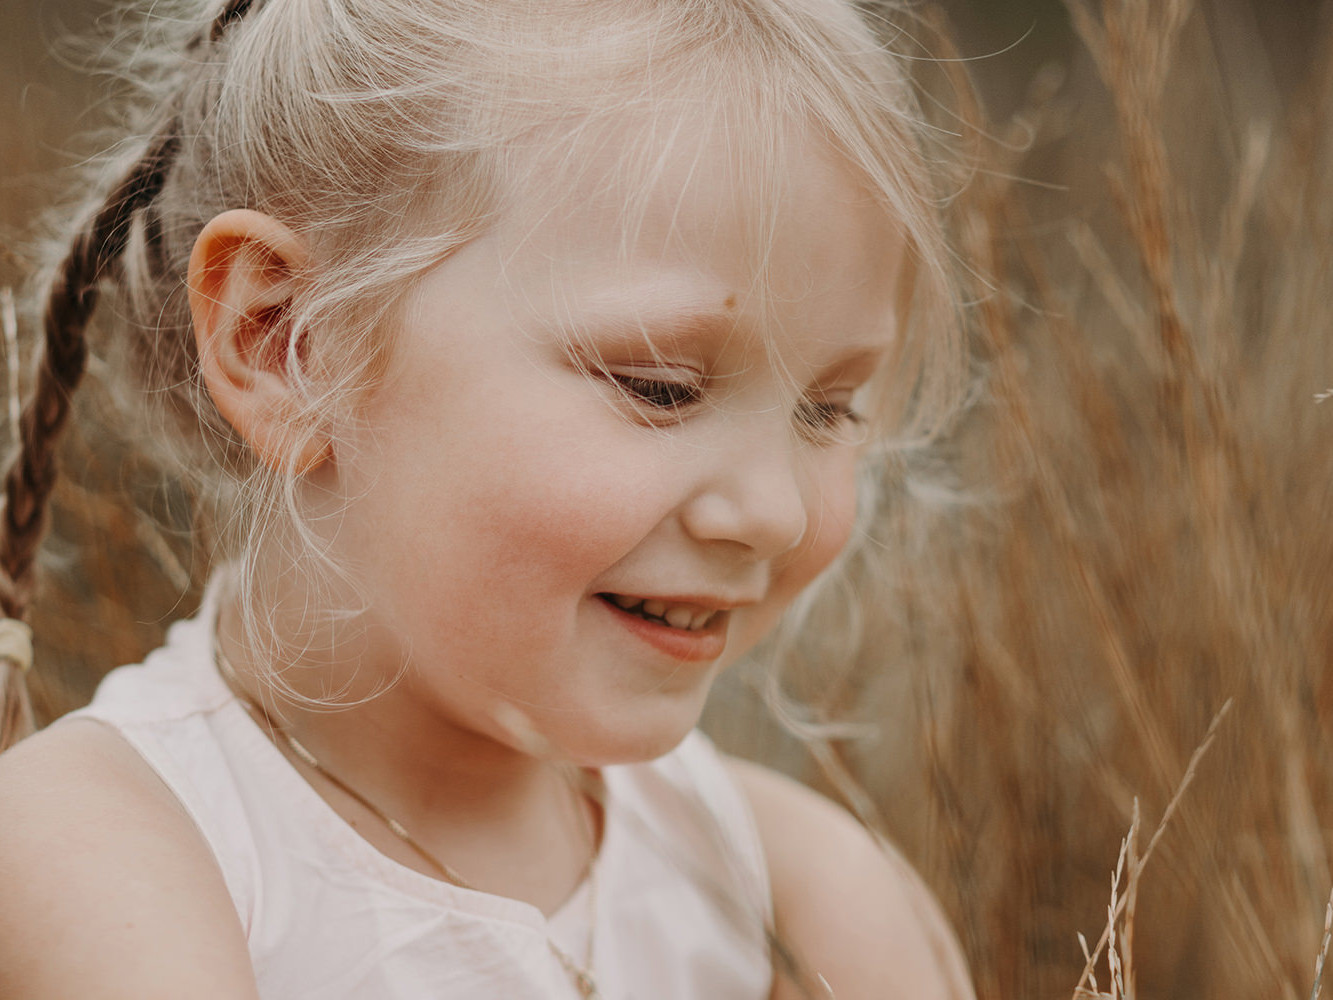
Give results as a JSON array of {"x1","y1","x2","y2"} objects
[{"x1": 68, "y1": 591, "x2": 774, "y2": 1000}]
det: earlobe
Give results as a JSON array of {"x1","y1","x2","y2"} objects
[{"x1": 188, "y1": 210, "x2": 330, "y2": 474}]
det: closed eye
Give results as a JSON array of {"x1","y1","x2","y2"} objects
[
  {"x1": 795, "y1": 396, "x2": 867, "y2": 444},
  {"x1": 607, "y1": 373, "x2": 703, "y2": 411}
]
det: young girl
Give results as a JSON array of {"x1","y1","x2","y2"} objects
[{"x1": 0, "y1": 0, "x2": 973, "y2": 996}]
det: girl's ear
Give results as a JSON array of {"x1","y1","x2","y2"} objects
[{"x1": 188, "y1": 209, "x2": 330, "y2": 474}]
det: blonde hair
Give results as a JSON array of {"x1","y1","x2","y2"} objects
[{"x1": 8, "y1": 0, "x2": 962, "y2": 717}]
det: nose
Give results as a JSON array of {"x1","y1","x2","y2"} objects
[{"x1": 679, "y1": 425, "x2": 810, "y2": 560}]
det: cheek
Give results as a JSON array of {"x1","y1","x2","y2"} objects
[
  {"x1": 786, "y1": 468, "x2": 859, "y2": 591},
  {"x1": 401, "y1": 422, "x2": 667, "y2": 593}
]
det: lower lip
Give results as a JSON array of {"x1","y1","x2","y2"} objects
[{"x1": 597, "y1": 598, "x2": 728, "y2": 663}]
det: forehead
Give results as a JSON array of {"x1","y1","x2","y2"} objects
[{"x1": 485, "y1": 104, "x2": 905, "y2": 366}]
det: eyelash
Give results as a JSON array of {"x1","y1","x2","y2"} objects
[
  {"x1": 795, "y1": 398, "x2": 867, "y2": 442},
  {"x1": 608, "y1": 374, "x2": 702, "y2": 411},
  {"x1": 609, "y1": 373, "x2": 866, "y2": 442}
]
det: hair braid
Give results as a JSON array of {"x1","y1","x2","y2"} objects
[
  {"x1": 0, "y1": 2, "x2": 261, "y2": 748},
  {"x1": 0, "y1": 126, "x2": 181, "y2": 620}
]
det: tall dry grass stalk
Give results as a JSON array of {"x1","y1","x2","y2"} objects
[{"x1": 1073, "y1": 703, "x2": 1230, "y2": 999}]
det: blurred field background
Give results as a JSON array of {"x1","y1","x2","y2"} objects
[{"x1": 5, "y1": 0, "x2": 1333, "y2": 997}]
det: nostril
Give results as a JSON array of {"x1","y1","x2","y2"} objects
[{"x1": 679, "y1": 476, "x2": 808, "y2": 559}]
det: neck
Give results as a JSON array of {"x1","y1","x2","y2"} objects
[{"x1": 215, "y1": 591, "x2": 602, "y2": 914}]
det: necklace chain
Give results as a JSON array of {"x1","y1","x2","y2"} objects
[{"x1": 215, "y1": 647, "x2": 601, "y2": 999}]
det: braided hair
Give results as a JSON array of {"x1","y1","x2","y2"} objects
[{"x1": 0, "y1": 1, "x2": 260, "y2": 751}]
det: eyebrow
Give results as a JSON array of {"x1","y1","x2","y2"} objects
[
  {"x1": 546, "y1": 306, "x2": 742, "y2": 374},
  {"x1": 815, "y1": 346, "x2": 889, "y2": 379},
  {"x1": 566, "y1": 306, "x2": 739, "y2": 349}
]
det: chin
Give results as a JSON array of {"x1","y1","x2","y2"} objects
[
  {"x1": 550, "y1": 711, "x2": 704, "y2": 768},
  {"x1": 488, "y1": 677, "x2": 715, "y2": 767}
]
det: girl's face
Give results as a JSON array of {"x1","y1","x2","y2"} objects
[{"x1": 321, "y1": 120, "x2": 904, "y2": 765}]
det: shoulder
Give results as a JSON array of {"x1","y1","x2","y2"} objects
[
  {"x1": 727, "y1": 757, "x2": 975, "y2": 1000},
  {"x1": 0, "y1": 719, "x2": 260, "y2": 999}
]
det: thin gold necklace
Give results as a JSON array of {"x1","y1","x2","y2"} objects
[{"x1": 215, "y1": 647, "x2": 601, "y2": 999}]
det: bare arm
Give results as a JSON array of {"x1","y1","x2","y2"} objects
[
  {"x1": 728, "y1": 758, "x2": 975, "y2": 1000},
  {"x1": 0, "y1": 720, "x2": 261, "y2": 999}
]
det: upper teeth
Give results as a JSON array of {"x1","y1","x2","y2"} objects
[{"x1": 608, "y1": 594, "x2": 717, "y2": 631}]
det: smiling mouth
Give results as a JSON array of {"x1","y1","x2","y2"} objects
[{"x1": 598, "y1": 594, "x2": 721, "y2": 632}]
